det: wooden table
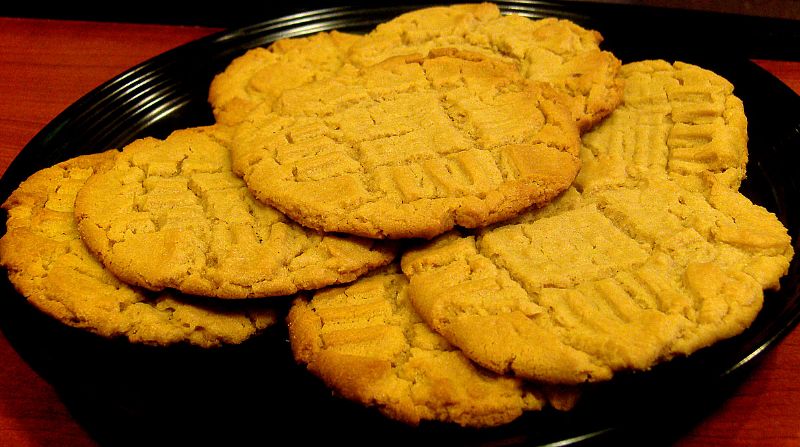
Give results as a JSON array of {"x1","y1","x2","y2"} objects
[{"x1": 0, "y1": 16, "x2": 798, "y2": 447}]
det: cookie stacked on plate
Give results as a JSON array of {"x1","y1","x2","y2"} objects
[{"x1": 0, "y1": 2, "x2": 793, "y2": 429}]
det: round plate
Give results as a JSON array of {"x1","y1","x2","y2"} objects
[{"x1": 1, "y1": 4, "x2": 798, "y2": 446}]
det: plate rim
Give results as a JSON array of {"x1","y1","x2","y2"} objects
[{"x1": 1, "y1": 3, "x2": 799, "y2": 446}]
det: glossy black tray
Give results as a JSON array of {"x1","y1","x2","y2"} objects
[{"x1": 1, "y1": 3, "x2": 799, "y2": 446}]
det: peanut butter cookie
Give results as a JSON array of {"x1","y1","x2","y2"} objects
[
  {"x1": 232, "y1": 50, "x2": 581, "y2": 239},
  {"x1": 577, "y1": 60, "x2": 749, "y2": 193},
  {"x1": 74, "y1": 127, "x2": 396, "y2": 299},
  {"x1": 402, "y1": 174, "x2": 792, "y2": 384},
  {"x1": 348, "y1": 2, "x2": 623, "y2": 131},
  {"x1": 0, "y1": 152, "x2": 277, "y2": 346},
  {"x1": 209, "y1": 30, "x2": 361, "y2": 125},
  {"x1": 288, "y1": 264, "x2": 579, "y2": 426}
]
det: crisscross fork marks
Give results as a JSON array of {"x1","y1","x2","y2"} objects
[
  {"x1": 287, "y1": 266, "x2": 556, "y2": 427},
  {"x1": 75, "y1": 127, "x2": 397, "y2": 298},
  {"x1": 401, "y1": 174, "x2": 792, "y2": 384},
  {"x1": 233, "y1": 51, "x2": 581, "y2": 239},
  {"x1": 0, "y1": 152, "x2": 277, "y2": 347}
]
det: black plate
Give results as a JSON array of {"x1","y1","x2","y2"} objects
[{"x1": 1, "y1": 3, "x2": 799, "y2": 446}]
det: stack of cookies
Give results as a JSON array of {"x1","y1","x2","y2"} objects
[{"x1": 0, "y1": 2, "x2": 793, "y2": 429}]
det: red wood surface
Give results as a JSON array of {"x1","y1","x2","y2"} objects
[{"x1": 0, "y1": 16, "x2": 798, "y2": 447}]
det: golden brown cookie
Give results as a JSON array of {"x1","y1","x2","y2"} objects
[
  {"x1": 0, "y1": 152, "x2": 277, "y2": 347},
  {"x1": 577, "y1": 60, "x2": 749, "y2": 192},
  {"x1": 74, "y1": 126, "x2": 396, "y2": 299},
  {"x1": 402, "y1": 174, "x2": 793, "y2": 384},
  {"x1": 232, "y1": 50, "x2": 581, "y2": 239},
  {"x1": 348, "y1": 2, "x2": 623, "y2": 131},
  {"x1": 209, "y1": 30, "x2": 361, "y2": 125},
  {"x1": 288, "y1": 264, "x2": 579, "y2": 427}
]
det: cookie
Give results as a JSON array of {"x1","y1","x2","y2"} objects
[
  {"x1": 209, "y1": 30, "x2": 361, "y2": 125},
  {"x1": 232, "y1": 49, "x2": 581, "y2": 239},
  {"x1": 576, "y1": 60, "x2": 749, "y2": 192},
  {"x1": 0, "y1": 152, "x2": 277, "y2": 347},
  {"x1": 74, "y1": 126, "x2": 396, "y2": 299},
  {"x1": 288, "y1": 264, "x2": 579, "y2": 427},
  {"x1": 347, "y1": 2, "x2": 623, "y2": 131},
  {"x1": 402, "y1": 173, "x2": 793, "y2": 384}
]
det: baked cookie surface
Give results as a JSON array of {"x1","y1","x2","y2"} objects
[
  {"x1": 0, "y1": 152, "x2": 277, "y2": 347},
  {"x1": 232, "y1": 50, "x2": 581, "y2": 239},
  {"x1": 347, "y1": 2, "x2": 623, "y2": 131},
  {"x1": 402, "y1": 173, "x2": 792, "y2": 384},
  {"x1": 576, "y1": 60, "x2": 749, "y2": 193},
  {"x1": 209, "y1": 30, "x2": 361, "y2": 125},
  {"x1": 74, "y1": 127, "x2": 396, "y2": 299},
  {"x1": 288, "y1": 264, "x2": 578, "y2": 427}
]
